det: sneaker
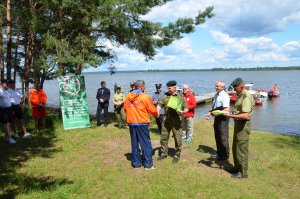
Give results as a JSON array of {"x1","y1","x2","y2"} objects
[
  {"x1": 8, "y1": 137, "x2": 16, "y2": 144},
  {"x1": 24, "y1": 132, "x2": 31, "y2": 137},
  {"x1": 185, "y1": 137, "x2": 192, "y2": 143},
  {"x1": 134, "y1": 165, "x2": 142, "y2": 169},
  {"x1": 14, "y1": 133, "x2": 20, "y2": 138},
  {"x1": 145, "y1": 165, "x2": 156, "y2": 170},
  {"x1": 231, "y1": 172, "x2": 248, "y2": 179}
]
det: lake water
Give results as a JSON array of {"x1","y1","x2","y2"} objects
[{"x1": 41, "y1": 70, "x2": 300, "y2": 136}]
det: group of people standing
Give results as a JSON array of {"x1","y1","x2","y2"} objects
[
  {"x1": 0, "y1": 79, "x2": 48, "y2": 144},
  {"x1": 120, "y1": 78, "x2": 254, "y2": 179},
  {"x1": 206, "y1": 78, "x2": 255, "y2": 178}
]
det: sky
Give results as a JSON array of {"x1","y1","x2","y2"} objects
[{"x1": 87, "y1": 0, "x2": 300, "y2": 72}]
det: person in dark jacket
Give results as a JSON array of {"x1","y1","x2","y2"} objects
[{"x1": 96, "y1": 81, "x2": 110, "y2": 127}]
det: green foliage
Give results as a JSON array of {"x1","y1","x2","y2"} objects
[{"x1": 1, "y1": 0, "x2": 214, "y2": 81}]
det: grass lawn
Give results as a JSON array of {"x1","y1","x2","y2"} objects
[{"x1": 1, "y1": 109, "x2": 299, "y2": 198}]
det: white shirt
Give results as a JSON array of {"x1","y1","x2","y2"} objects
[
  {"x1": 212, "y1": 90, "x2": 230, "y2": 109},
  {"x1": 0, "y1": 87, "x2": 12, "y2": 108},
  {"x1": 7, "y1": 88, "x2": 23, "y2": 105}
]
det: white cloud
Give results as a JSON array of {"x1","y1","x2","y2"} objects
[
  {"x1": 202, "y1": 31, "x2": 292, "y2": 65},
  {"x1": 145, "y1": 0, "x2": 300, "y2": 37},
  {"x1": 283, "y1": 41, "x2": 300, "y2": 57},
  {"x1": 91, "y1": 1, "x2": 300, "y2": 71}
]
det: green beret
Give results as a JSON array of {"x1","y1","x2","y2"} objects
[
  {"x1": 166, "y1": 80, "x2": 177, "y2": 87},
  {"x1": 231, "y1": 78, "x2": 244, "y2": 87}
]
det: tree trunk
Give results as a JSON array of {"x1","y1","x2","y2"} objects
[
  {"x1": 0, "y1": 6, "x2": 4, "y2": 81},
  {"x1": 13, "y1": 34, "x2": 20, "y2": 81},
  {"x1": 24, "y1": 31, "x2": 34, "y2": 105},
  {"x1": 23, "y1": 0, "x2": 35, "y2": 105},
  {"x1": 75, "y1": 63, "x2": 82, "y2": 75},
  {"x1": 6, "y1": 0, "x2": 12, "y2": 80}
]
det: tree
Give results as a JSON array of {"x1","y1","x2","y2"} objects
[
  {"x1": 39, "y1": 0, "x2": 214, "y2": 76},
  {"x1": 1, "y1": 0, "x2": 214, "y2": 88}
]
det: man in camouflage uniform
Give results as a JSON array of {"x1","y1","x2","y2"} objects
[
  {"x1": 156, "y1": 80, "x2": 188, "y2": 163},
  {"x1": 224, "y1": 78, "x2": 255, "y2": 179},
  {"x1": 113, "y1": 85, "x2": 126, "y2": 128}
]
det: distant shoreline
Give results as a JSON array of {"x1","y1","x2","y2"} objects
[{"x1": 83, "y1": 66, "x2": 300, "y2": 74}]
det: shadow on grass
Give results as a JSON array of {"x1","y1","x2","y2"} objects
[
  {"x1": 196, "y1": 145, "x2": 216, "y2": 154},
  {"x1": 0, "y1": 110, "x2": 72, "y2": 198},
  {"x1": 89, "y1": 112, "x2": 117, "y2": 126},
  {"x1": 197, "y1": 145, "x2": 234, "y2": 173},
  {"x1": 271, "y1": 136, "x2": 300, "y2": 150},
  {"x1": 124, "y1": 147, "x2": 175, "y2": 164}
]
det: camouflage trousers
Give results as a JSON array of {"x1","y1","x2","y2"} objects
[
  {"x1": 160, "y1": 123, "x2": 182, "y2": 158},
  {"x1": 233, "y1": 120, "x2": 251, "y2": 176}
]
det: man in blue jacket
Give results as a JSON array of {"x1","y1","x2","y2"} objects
[{"x1": 96, "y1": 81, "x2": 110, "y2": 127}]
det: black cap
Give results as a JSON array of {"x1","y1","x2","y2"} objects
[
  {"x1": 1, "y1": 79, "x2": 9, "y2": 84},
  {"x1": 231, "y1": 78, "x2": 244, "y2": 87},
  {"x1": 166, "y1": 80, "x2": 177, "y2": 87},
  {"x1": 155, "y1": 83, "x2": 162, "y2": 89}
]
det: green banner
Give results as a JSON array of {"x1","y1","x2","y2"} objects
[{"x1": 58, "y1": 75, "x2": 91, "y2": 130}]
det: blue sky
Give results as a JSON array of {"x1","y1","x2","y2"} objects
[{"x1": 87, "y1": 0, "x2": 300, "y2": 72}]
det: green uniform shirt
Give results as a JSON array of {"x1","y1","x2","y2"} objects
[
  {"x1": 234, "y1": 89, "x2": 255, "y2": 119},
  {"x1": 158, "y1": 92, "x2": 188, "y2": 127},
  {"x1": 113, "y1": 92, "x2": 125, "y2": 107}
]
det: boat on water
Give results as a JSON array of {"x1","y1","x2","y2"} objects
[
  {"x1": 268, "y1": 85, "x2": 280, "y2": 99},
  {"x1": 245, "y1": 83, "x2": 267, "y2": 105}
]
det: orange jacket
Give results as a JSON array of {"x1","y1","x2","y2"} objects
[
  {"x1": 29, "y1": 89, "x2": 48, "y2": 107},
  {"x1": 124, "y1": 91, "x2": 158, "y2": 124}
]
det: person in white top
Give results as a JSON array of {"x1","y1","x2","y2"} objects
[
  {"x1": 206, "y1": 81, "x2": 230, "y2": 161},
  {"x1": 8, "y1": 80, "x2": 31, "y2": 138},
  {"x1": 0, "y1": 79, "x2": 16, "y2": 144}
]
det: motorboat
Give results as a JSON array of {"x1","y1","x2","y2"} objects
[
  {"x1": 245, "y1": 83, "x2": 266, "y2": 105},
  {"x1": 268, "y1": 85, "x2": 280, "y2": 99}
]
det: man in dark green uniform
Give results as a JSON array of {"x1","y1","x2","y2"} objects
[
  {"x1": 156, "y1": 80, "x2": 188, "y2": 163},
  {"x1": 224, "y1": 78, "x2": 255, "y2": 179}
]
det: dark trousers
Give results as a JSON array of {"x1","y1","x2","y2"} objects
[
  {"x1": 155, "y1": 114, "x2": 165, "y2": 134},
  {"x1": 129, "y1": 125, "x2": 153, "y2": 168},
  {"x1": 96, "y1": 104, "x2": 108, "y2": 125},
  {"x1": 214, "y1": 116, "x2": 230, "y2": 159}
]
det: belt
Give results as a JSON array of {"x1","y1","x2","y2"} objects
[{"x1": 234, "y1": 119, "x2": 250, "y2": 122}]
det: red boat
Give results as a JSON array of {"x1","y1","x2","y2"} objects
[
  {"x1": 268, "y1": 85, "x2": 280, "y2": 99},
  {"x1": 254, "y1": 97, "x2": 263, "y2": 105}
]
